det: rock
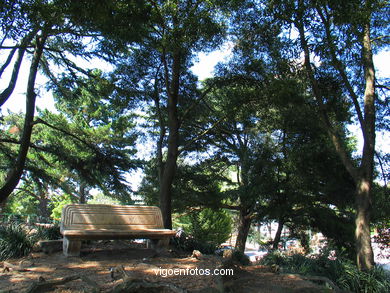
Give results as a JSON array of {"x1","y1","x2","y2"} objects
[
  {"x1": 110, "y1": 265, "x2": 130, "y2": 281},
  {"x1": 191, "y1": 250, "x2": 203, "y2": 260},
  {"x1": 19, "y1": 260, "x2": 34, "y2": 268},
  {"x1": 270, "y1": 264, "x2": 280, "y2": 273},
  {"x1": 222, "y1": 249, "x2": 233, "y2": 259}
]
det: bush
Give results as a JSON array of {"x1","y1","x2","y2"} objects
[
  {"x1": 260, "y1": 249, "x2": 390, "y2": 293},
  {"x1": 260, "y1": 250, "x2": 288, "y2": 267},
  {"x1": 0, "y1": 222, "x2": 35, "y2": 260},
  {"x1": 231, "y1": 250, "x2": 250, "y2": 266},
  {"x1": 174, "y1": 208, "x2": 232, "y2": 247},
  {"x1": 337, "y1": 262, "x2": 390, "y2": 293},
  {"x1": 172, "y1": 232, "x2": 217, "y2": 254},
  {"x1": 35, "y1": 223, "x2": 62, "y2": 240}
]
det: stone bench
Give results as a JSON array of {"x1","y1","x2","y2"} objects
[{"x1": 60, "y1": 204, "x2": 176, "y2": 256}]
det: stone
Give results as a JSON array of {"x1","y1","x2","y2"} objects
[
  {"x1": 191, "y1": 250, "x2": 203, "y2": 260},
  {"x1": 222, "y1": 249, "x2": 234, "y2": 259}
]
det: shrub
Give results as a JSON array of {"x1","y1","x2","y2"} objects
[
  {"x1": 260, "y1": 250, "x2": 287, "y2": 267},
  {"x1": 231, "y1": 250, "x2": 250, "y2": 266},
  {"x1": 172, "y1": 232, "x2": 217, "y2": 254},
  {"x1": 35, "y1": 223, "x2": 62, "y2": 240},
  {"x1": 174, "y1": 208, "x2": 232, "y2": 247},
  {"x1": 337, "y1": 262, "x2": 390, "y2": 293},
  {"x1": 260, "y1": 249, "x2": 390, "y2": 293},
  {"x1": 0, "y1": 222, "x2": 35, "y2": 260}
]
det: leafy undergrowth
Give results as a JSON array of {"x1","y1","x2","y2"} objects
[
  {"x1": 0, "y1": 222, "x2": 35, "y2": 260},
  {"x1": 0, "y1": 221, "x2": 61, "y2": 261},
  {"x1": 261, "y1": 250, "x2": 390, "y2": 293}
]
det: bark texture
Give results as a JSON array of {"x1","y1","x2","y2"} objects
[
  {"x1": 159, "y1": 50, "x2": 181, "y2": 229},
  {"x1": 0, "y1": 32, "x2": 47, "y2": 203},
  {"x1": 273, "y1": 219, "x2": 284, "y2": 250},
  {"x1": 235, "y1": 208, "x2": 251, "y2": 252}
]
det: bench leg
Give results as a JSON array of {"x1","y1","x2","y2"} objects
[
  {"x1": 148, "y1": 238, "x2": 170, "y2": 249},
  {"x1": 63, "y1": 237, "x2": 81, "y2": 257},
  {"x1": 157, "y1": 238, "x2": 170, "y2": 247}
]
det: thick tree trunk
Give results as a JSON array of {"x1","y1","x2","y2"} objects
[
  {"x1": 235, "y1": 208, "x2": 251, "y2": 252},
  {"x1": 159, "y1": 51, "x2": 181, "y2": 229},
  {"x1": 355, "y1": 178, "x2": 374, "y2": 270},
  {"x1": 0, "y1": 33, "x2": 47, "y2": 203},
  {"x1": 272, "y1": 219, "x2": 284, "y2": 250},
  {"x1": 159, "y1": 103, "x2": 179, "y2": 229},
  {"x1": 353, "y1": 20, "x2": 376, "y2": 271}
]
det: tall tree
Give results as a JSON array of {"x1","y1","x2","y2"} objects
[
  {"x1": 0, "y1": 0, "x2": 49, "y2": 200},
  {"x1": 0, "y1": 71, "x2": 139, "y2": 205},
  {"x1": 0, "y1": 0, "x2": 150, "y2": 203},
  {"x1": 114, "y1": 0, "x2": 226, "y2": 228},
  {"x1": 255, "y1": 0, "x2": 389, "y2": 270}
]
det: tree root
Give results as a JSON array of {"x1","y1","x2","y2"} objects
[
  {"x1": 111, "y1": 278, "x2": 188, "y2": 293},
  {"x1": 25, "y1": 274, "x2": 100, "y2": 293},
  {"x1": 301, "y1": 275, "x2": 345, "y2": 292}
]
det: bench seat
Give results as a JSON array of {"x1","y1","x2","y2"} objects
[
  {"x1": 63, "y1": 228, "x2": 176, "y2": 239},
  {"x1": 60, "y1": 204, "x2": 175, "y2": 256}
]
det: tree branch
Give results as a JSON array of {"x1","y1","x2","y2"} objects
[
  {"x1": 0, "y1": 30, "x2": 48, "y2": 202},
  {"x1": 316, "y1": 6, "x2": 366, "y2": 134},
  {"x1": 0, "y1": 47, "x2": 17, "y2": 78},
  {"x1": 179, "y1": 115, "x2": 227, "y2": 155},
  {"x1": 0, "y1": 29, "x2": 38, "y2": 107},
  {"x1": 33, "y1": 118, "x2": 97, "y2": 152},
  {"x1": 295, "y1": 12, "x2": 359, "y2": 182}
]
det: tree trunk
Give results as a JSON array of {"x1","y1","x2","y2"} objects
[
  {"x1": 159, "y1": 103, "x2": 179, "y2": 229},
  {"x1": 38, "y1": 186, "x2": 50, "y2": 219},
  {"x1": 353, "y1": 20, "x2": 376, "y2": 271},
  {"x1": 0, "y1": 200, "x2": 7, "y2": 214},
  {"x1": 159, "y1": 50, "x2": 181, "y2": 229},
  {"x1": 355, "y1": 178, "x2": 374, "y2": 270},
  {"x1": 235, "y1": 208, "x2": 251, "y2": 252},
  {"x1": 79, "y1": 181, "x2": 87, "y2": 204},
  {"x1": 0, "y1": 33, "x2": 47, "y2": 203},
  {"x1": 295, "y1": 7, "x2": 376, "y2": 270},
  {"x1": 272, "y1": 219, "x2": 284, "y2": 250}
]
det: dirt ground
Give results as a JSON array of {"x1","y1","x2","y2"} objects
[{"x1": 0, "y1": 241, "x2": 332, "y2": 293}]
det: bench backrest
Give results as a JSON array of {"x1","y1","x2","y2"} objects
[{"x1": 61, "y1": 204, "x2": 164, "y2": 231}]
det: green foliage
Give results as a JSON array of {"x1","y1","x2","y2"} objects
[
  {"x1": 171, "y1": 234, "x2": 217, "y2": 255},
  {"x1": 337, "y1": 262, "x2": 390, "y2": 293},
  {"x1": 87, "y1": 193, "x2": 122, "y2": 205},
  {"x1": 248, "y1": 227, "x2": 268, "y2": 246},
  {"x1": 174, "y1": 208, "x2": 232, "y2": 246},
  {"x1": 261, "y1": 249, "x2": 390, "y2": 293},
  {"x1": 260, "y1": 250, "x2": 287, "y2": 267},
  {"x1": 3, "y1": 192, "x2": 38, "y2": 215},
  {"x1": 0, "y1": 222, "x2": 35, "y2": 260},
  {"x1": 50, "y1": 193, "x2": 74, "y2": 220},
  {"x1": 34, "y1": 223, "x2": 62, "y2": 241}
]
